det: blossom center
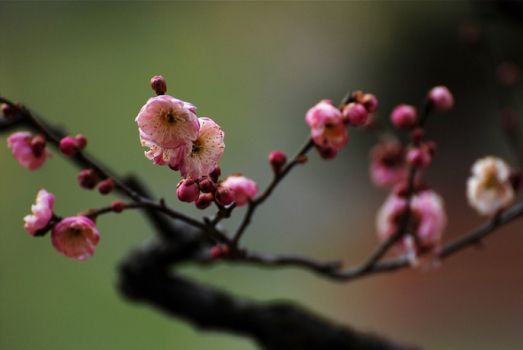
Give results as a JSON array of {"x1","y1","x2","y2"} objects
[{"x1": 191, "y1": 140, "x2": 203, "y2": 156}]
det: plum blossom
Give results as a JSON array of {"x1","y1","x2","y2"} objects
[
  {"x1": 51, "y1": 216, "x2": 100, "y2": 260},
  {"x1": 7, "y1": 132, "x2": 49, "y2": 170},
  {"x1": 370, "y1": 140, "x2": 406, "y2": 187},
  {"x1": 376, "y1": 190, "x2": 447, "y2": 254},
  {"x1": 179, "y1": 117, "x2": 225, "y2": 179},
  {"x1": 305, "y1": 100, "x2": 348, "y2": 151},
  {"x1": 140, "y1": 132, "x2": 183, "y2": 168},
  {"x1": 221, "y1": 175, "x2": 258, "y2": 206},
  {"x1": 467, "y1": 156, "x2": 515, "y2": 216},
  {"x1": 23, "y1": 189, "x2": 55, "y2": 236},
  {"x1": 136, "y1": 95, "x2": 199, "y2": 149}
]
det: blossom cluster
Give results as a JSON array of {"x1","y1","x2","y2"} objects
[{"x1": 136, "y1": 76, "x2": 258, "y2": 207}]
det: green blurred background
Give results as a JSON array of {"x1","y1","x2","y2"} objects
[{"x1": 1, "y1": 1, "x2": 522, "y2": 349}]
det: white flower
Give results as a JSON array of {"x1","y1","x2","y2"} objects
[{"x1": 467, "y1": 156, "x2": 514, "y2": 216}]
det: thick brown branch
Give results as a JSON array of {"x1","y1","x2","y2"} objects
[{"x1": 119, "y1": 234, "x2": 416, "y2": 350}]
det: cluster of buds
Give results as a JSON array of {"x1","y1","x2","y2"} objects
[
  {"x1": 372, "y1": 85, "x2": 456, "y2": 262},
  {"x1": 305, "y1": 90, "x2": 378, "y2": 159},
  {"x1": 77, "y1": 168, "x2": 115, "y2": 195},
  {"x1": 59, "y1": 134, "x2": 87, "y2": 156},
  {"x1": 176, "y1": 167, "x2": 258, "y2": 209}
]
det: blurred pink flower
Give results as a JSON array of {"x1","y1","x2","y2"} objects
[
  {"x1": 179, "y1": 117, "x2": 225, "y2": 179},
  {"x1": 428, "y1": 86, "x2": 454, "y2": 112},
  {"x1": 51, "y1": 216, "x2": 100, "y2": 260},
  {"x1": 306, "y1": 100, "x2": 348, "y2": 151},
  {"x1": 7, "y1": 131, "x2": 49, "y2": 170},
  {"x1": 136, "y1": 95, "x2": 199, "y2": 149},
  {"x1": 221, "y1": 175, "x2": 258, "y2": 207},
  {"x1": 376, "y1": 190, "x2": 447, "y2": 254},
  {"x1": 369, "y1": 140, "x2": 406, "y2": 187},
  {"x1": 23, "y1": 189, "x2": 55, "y2": 236}
]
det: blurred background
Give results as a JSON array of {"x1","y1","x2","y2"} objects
[{"x1": 1, "y1": 1, "x2": 522, "y2": 349}]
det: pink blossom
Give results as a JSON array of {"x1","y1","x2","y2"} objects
[
  {"x1": 23, "y1": 189, "x2": 55, "y2": 236},
  {"x1": 305, "y1": 100, "x2": 348, "y2": 151},
  {"x1": 51, "y1": 216, "x2": 100, "y2": 260},
  {"x1": 179, "y1": 117, "x2": 225, "y2": 179},
  {"x1": 140, "y1": 132, "x2": 184, "y2": 168},
  {"x1": 428, "y1": 86, "x2": 454, "y2": 112},
  {"x1": 7, "y1": 132, "x2": 49, "y2": 171},
  {"x1": 369, "y1": 141, "x2": 406, "y2": 187},
  {"x1": 376, "y1": 190, "x2": 447, "y2": 254},
  {"x1": 221, "y1": 175, "x2": 258, "y2": 207},
  {"x1": 135, "y1": 95, "x2": 199, "y2": 149},
  {"x1": 390, "y1": 104, "x2": 418, "y2": 129},
  {"x1": 342, "y1": 102, "x2": 368, "y2": 126}
]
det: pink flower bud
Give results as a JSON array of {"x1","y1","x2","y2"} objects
[
  {"x1": 268, "y1": 150, "x2": 287, "y2": 173},
  {"x1": 198, "y1": 177, "x2": 216, "y2": 194},
  {"x1": 24, "y1": 189, "x2": 55, "y2": 236},
  {"x1": 75, "y1": 134, "x2": 88, "y2": 150},
  {"x1": 98, "y1": 178, "x2": 115, "y2": 195},
  {"x1": 77, "y1": 169, "x2": 100, "y2": 190},
  {"x1": 1, "y1": 103, "x2": 16, "y2": 119},
  {"x1": 215, "y1": 186, "x2": 234, "y2": 206},
  {"x1": 51, "y1": 216, "x2": 100, "y2": 260},
  {"x1": 391, "y1": 104, "x2": 418, "y2": 129},
  {"x1": 342, "y1": 103, "x2": 368, "y2": 126},
  {"x1": 30, "y1": 134, "x2": 46, "y2": 157},
  {"x1": 210, "y1": 244, "x2": 230, "y2": 259},
  {"x1": 428, "y1": 86, "x2": 454, "y2": 112},
  {"x1": 410, "y1": 128, "x2": 425, "y2": 145},
  {"x1": 59, "y1": 136, "x2": 79, "y2": 156},
  {"x1": 221, "y1": 175, "x2": 258, "y2": 207},
  {"x1": 150, "y1": 75, "x2": 167, "y2": 95},
  {"x1": 7, "y1": 132, "x2": 49, "y2": 171},
  {"x1": 317, "y1": 146, "x2": 337, "y2": 160},
  {"x1": 176, "y1": 179, "x2": 199, "y2": 203},
  {"x1": 362, "y1": 93, "x2": 379, "y2": 113},
  {"x1": 195, "y1": 193, "x2": 213, "y2": 209},
  {"x1": 210, "y1": 167, "x2": 221, "y2": 183},
  {"x1": 111, "y1": 200, "x2": 126, "y2": 213},
  {"x1": 406, "y1": 147, "x2": 432, "y2": 169}
]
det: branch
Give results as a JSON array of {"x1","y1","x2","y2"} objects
[
  {"x1": 232, "y1": 138, "x2": 314, "y2": 246},
  {"x1": 219, "y1": 201, "x2": 523, "y2": 282},
  {"x1": 118, "y1": 233, "x2": 417, "y2": 350},
  {"x1": 0, "y1": 96, "x2": 217, "y2": 236}
]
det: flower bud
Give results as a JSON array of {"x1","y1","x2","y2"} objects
[
  {"x1": 195, "y1": 193, "x2": 213, "y2": 209},
  {"x1": 1, "y1": 103, "x2": 16, "y2": 119},
  {"x1": 198, "y1": 177, "x2": 216, "y2": 194},
  {"x1": 59, "y1": 136, "x2": 79, "y2": 156},
  {"x1": 268, "y1": 150, "x2": 287, "y2": 174},
  {"x1": 210, "y1": 167, "x2": 222, "y2": 183},
  {"x1": 176, "y1": 179, "x2": 199, "y2": 203},
  {"x1": 362, "y1": 93, "x2": 378, "y2": 113},
  {"x1": 427, "y1": 86, "x2": 454, "y2": 112},
  {"x1": 98, "y1": 178, "x2": 115, "y2": 195},
  {"x1": 410, "y1": 128, "x2": 425, "y2": 145},
  {"x1": 210, "y1": 244, "x2": 230, "y2": 259},
  {"x1": 30, "y1": 134, "x2": 47, "y2": 157},
  {"x1": 342, "y1": 103, "x2": 368, "y2": 126},
  {"x1": 77, "y1": 169, "x2": 100, "y2": 190},
  {"x1": 406, "y1": 147, "x2": 432, "y2": 169},
  {"x1": 391, "y1": 104, "x2": 418, "y2": 129},
  {"x1": 75, "y1": 134, "x2": 88, "y2": 150},
  {"x1": 150, "y1": 75, "x2": 167, "y2": 95},
  {"x1": 111, "y1": 200, "x2": 126, "y2": 213},
  {"x1": 215, "y1": 186, "x2": 234, "y2": 206},
  {"x1": 317, "y1": 146, "x2": 337, "y2": 160}
]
